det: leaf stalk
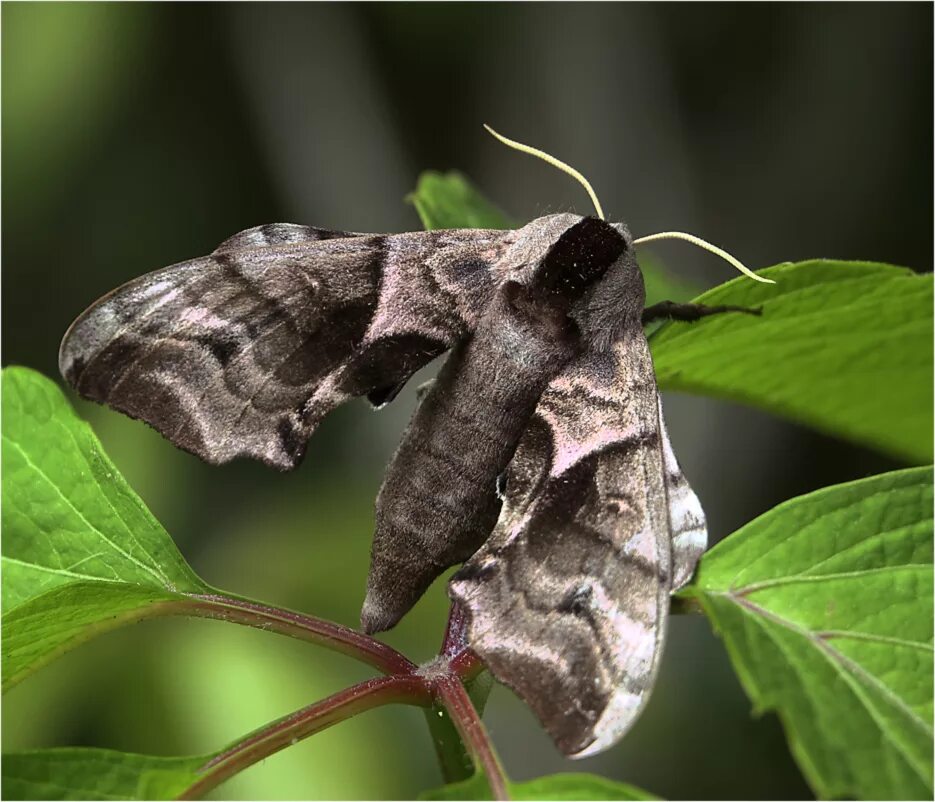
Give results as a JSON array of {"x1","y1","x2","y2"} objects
[
  {"x1": 433, "y1": 674, "x2": 510, "y2": 800},
  {"x1": 181, "y1": 592, "x2": 416, "y2": 676},
  {"x1": 178, "y1": 675, "x2": 432, "y2": 800}
]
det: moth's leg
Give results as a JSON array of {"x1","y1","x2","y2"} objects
[{"x1": 641, "y1": 301, "x2": 761, "y2": 327}]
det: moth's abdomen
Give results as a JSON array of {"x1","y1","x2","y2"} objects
[{"x1": 361, "y1": 281, "x2": 582, "y2": 634}]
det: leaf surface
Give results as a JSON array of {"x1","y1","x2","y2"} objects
[
  {"x1": 685, "y1": 466, "x2": 934, "y2": 799},
  {"x1": 1, "y1": 748, "x2": 208, "y2": 801},
  {"x1": 410, "y1": 171, "x2": 512, "y2": 230},
  {"x1": 650, "y1": 261, "x2": 933, "y2": 462},
  {"x1": 1, "y1": 367, "x2": 207, "y2": 687},
  {"x1": 421, "y1": 771, "x2": 657, "y2": 800}
]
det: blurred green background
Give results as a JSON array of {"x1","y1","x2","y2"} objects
[{"x1": 2, "y1": 3, "x2": 932, "y2": 799}]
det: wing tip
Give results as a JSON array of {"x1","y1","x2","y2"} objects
[
  {"x1": 565, "y1": 687, "x2": 646, "y2": 758},
  {"x1": 58, "y1": 304, "x2": 97, "y2": 390},
  {"x1": 448, "y1": 565, "x2": 658, "y2": 759}
]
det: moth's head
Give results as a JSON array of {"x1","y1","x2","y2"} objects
[
  {"x1": 505, "y1": 213, "x2": 644, "y2": 348},
  {"x1": 482, "y1": 124, "x2": 771, "y2": 350},
  {"x1": 586, "y1": 219, "x2": 645, "y2": 343}
]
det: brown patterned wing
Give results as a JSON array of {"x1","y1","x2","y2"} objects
[
  {"x1": 59, "y1": 224, "x2": 512, "y2": 469},
  {"x1": 449, "y1": 331, "x2": 675, "y2": 757}
]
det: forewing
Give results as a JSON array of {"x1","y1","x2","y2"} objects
[
  {"x1": 59, "y1": 225, "x2": 511, "y2": 469},
  {"x1": 449, "y1": 332, "x2": 672, "y2": 757}
]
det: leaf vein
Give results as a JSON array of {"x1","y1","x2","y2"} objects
[
  {"x1": 736, "y1": 564, "x2": 930, "y2": 596},
  {"x1": 2, "y1": 555, "x2": 123, "y2": 585},
  {"x1": 1, "y1": 433, "x2": 169, "y2": 589},
  {"x1": 734, "y1": 595, "x2": 931, "y2": 791},
  {"x1": 733, "y1": 594, "x2": 933, "y2": 738},
  {"x1": 52, "y1": 415, "x2": 173, "y2": 588}
]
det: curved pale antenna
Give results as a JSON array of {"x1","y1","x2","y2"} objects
[
  {"x1": 634, "y1": 231, "x2": 775, "y2": 284},
  {"x1": 483, "y1": 124, "x2": 771, "y2": 285},
  {"x1": 483, "y1": 124, "x2": 605, "y2": 221}
]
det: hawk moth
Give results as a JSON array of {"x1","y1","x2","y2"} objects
[
  {"x1": 364, "y1": 216, "x2": 628, "y2": 634},
  {"x1": 59, "y1": 145, "x2": 763, "y2": 757}
]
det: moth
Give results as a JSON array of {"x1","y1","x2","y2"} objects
[{"x1": 59, "y1": 127, "x2": 767, "y2": 758}]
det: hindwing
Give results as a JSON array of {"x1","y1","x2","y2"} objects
[{"x1": 450, "y1": 330, "x2": 706, "y2": 756}]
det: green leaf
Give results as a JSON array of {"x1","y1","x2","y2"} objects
[
  {"x1": 650, "y1": 261, "x2": 933, "y2": 463},
  {"x1": 421, "y1": 772, "x2": 657, "y2": 800},
  {"x1": 685, "y1": 466, "x2": 934, "y2": 800},
  {"x1": 2, "y1": 366, "x2": 207, "y2": 688},
  {"x1": 409, "y1": 171, "x2": 512, "y2": 230},
  {"x1": 639, "y1": 254, "x2": 699, "y2": 308},
  {"x1": 1, "y1": 748, "x2": 208, "y2": 800},
  {"x1": 3, "y1": 583, "x2": 189, "y2": 692}
]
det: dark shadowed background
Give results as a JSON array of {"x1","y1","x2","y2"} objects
[{"x1": 3, "y1": 3, "x2": 932, "y2": 799}]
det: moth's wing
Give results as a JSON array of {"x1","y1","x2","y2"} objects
[
  {"x1": 213, "y1": 223, "x2": 361, "y2": 252},
  {"x1": 449, "y1": 333, "x2": 673, "y2": 757},
  {"x1": 657, "y1": 396, "x2": 708, "y2": 590},
  {"x1": 59, "y1": 225, "x2": 512, "y2": 469}
]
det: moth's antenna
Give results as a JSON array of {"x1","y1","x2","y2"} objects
[
  {"x1": 633, "y1": 231, "x2": 775, "y2": 284},
  {"x1": 483, "y1": 124, "x2": 605, "y2": 221},
  {"x1": 483, "y1": 124, "x2": 770, "y2": 285}
]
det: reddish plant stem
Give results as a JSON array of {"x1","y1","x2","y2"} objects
[
  {"x1": 430, "y1": 604, "x2": 492, "y2": 783},
  {"x1": 441, "y1": 603, "x2": 485, "y2": 681},
  {"x1": 171, "y1": 597, "x2": 505, "y2": 798},
  {"x1": 181, "y1": 592, "x2": 416, "y2": 676},
  {"x1": 449, "y1": 648, "x2": 485, "y2": 682},
  {"x1": 441, "y1": 602, "x2": 470, "y2": 655},
  {"x1": 178, "y1": 675, "x2": 432, "y2": 800},
  {"x1": 434, "y1": 675, "x2": 510, "y2": 800}
]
